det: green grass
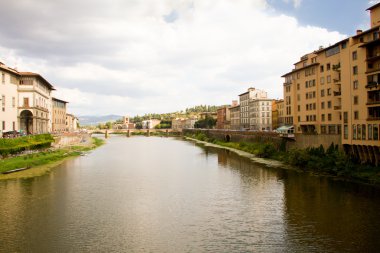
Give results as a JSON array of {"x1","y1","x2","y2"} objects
[
  {"x1": 0, "y1": 134, "x2": 54, "y2": 156},
  {"x1": 0, "y1": 137, "x2": 104, "y2": 174}
]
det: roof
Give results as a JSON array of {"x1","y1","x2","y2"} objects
[
  {"x1": 367, "y1": 2, "x2": 380, "y2": 11},
  {"x1": 352, "y1": 25, "x2": 380, "y2": 39},
  {"x1": 0, "y1": 64, "x2": 20, "y2": 76},
  {"x1": 19, "y1": 72, "x2": 55, "y2": 90},
  {"x1": 281, "y1": 62, "x2": 319, "y2": 77},
  {"x1": 238, "y1": 91, "x2": 249, "y2": 96},
  {"x1": 52, "y1": 97, "x2": 68, "y2": 104}
]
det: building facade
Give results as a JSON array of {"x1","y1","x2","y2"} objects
[
  {"x1": 66, "y1": 113, "x2": 79, "y2": 132},
  {"x1": 239, "y1": 88, "x2": 267, "y2": 130},
  {"x1": 230, "y1": 105, "x2": 240, "y2": 130},
  {"x1": 0, "y1": 63, "x2": 19, "y2": 134},
  {"x1": 52, "y1": 98, "x2": 67, "y2": 133},
  {"x1": 216, "y1": 106, "x2": 231, "y2": 129},
  {"x1": 249, "y1": 98, "x2": 273, "y2": 131},
  {"x1": 281, "y1": 3, "x2": 380, "y2": 164},
  {"x1": 272, "y1": 99, "x2": 284, "y2": 130},
  {"x1": 18, "y1": 72, "x2": 54, "y2": 134}
]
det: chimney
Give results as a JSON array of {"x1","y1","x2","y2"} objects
[{"x1": 356, "y1": 29, "x2": 363, "y2": 35}]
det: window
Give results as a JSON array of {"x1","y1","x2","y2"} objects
[
  {"x1": 12, "y1": 97, "x2": 15, "y2": 108},
  {"x1": 320, "y1": 76, "x2": 325, "y2": 84},
  {"x1": 357, "y1": 124, "x2": 362, "y2": 140},
  {"x1": 353, "y1": 125, "x2": 357, "y2": 140},
  {"x1": 328, "y1": 113, "x2": 332, "y2": 121},
  {"x1": 362, "y1": 124, "x2": 366, "y2": 140},
  {"x1": 298, "y1": 116, "x2": 300, "y2": 122},
  {"x1": 297, "y1": 73, "x2": 300, "y2": 79},
  {"x1": 1, "y1": 95, "x2": 5, "y2": 112},
  {"x1": 328, "y1": 101, "x2": 332, "y2": 108},
  {"x1": 353, "y1": 80, "x2": 358, "y2": 89},
  {"x1": 327, "y1": 88, "x2": 331, "y2": 96},
  {"x1": 353, "y1": 66, "x2": 358, "y2": 75},
  {"x1": 321, "y1": 125, "x2": 326, "y2": 134},
  {"x1": 297, "y1": 94, "x2": 300, "y2": 101},
  {"x1": 322, "y1": 114, "x2": 325, "y2": 121},
  {"x1": 327, "y1": 75, "x2": 331, "y2": 83},
  {"x1": 298, "y1": 105, "x2": 300, "y2": 111},
  {"x1": 352, "y1": 51, "x2": 357, "y2": 60},
  {"x1": 344, "y1": 125, "x2": 348, "y2": 139},
  {"x1": 327, "y1": 63, "x2": 331, "y2": 70},
  {"x1": 320, "y1": 65, "x2": 324, "y2": 72},
  {"x1": 354, "y1": 96, "x2": 358, "y2": 105},
  {"x1": 23, "y1": 97, "x2": 29, "y2": 107},
  {"x1": 1, "y1": 73, "x2": 5, "y2": 83},
  {"x1": 321, "y1": 102, "x2": 325, "y2": 109},
  {"x1": 341, "y1": 41, "x2": 347, "y2": 49},
  {"x1": 354, "y1": 111, "x2": 359, "y2": 119},
  {"x1": 321, "y1": 89, "x2": 325, "y2": 97},
  {"x1": 297, "y1": 83, "x2": 300, "y2": 90},
  {"x1": 368, "y1": 124, "x2": 373, "y2": 140}
]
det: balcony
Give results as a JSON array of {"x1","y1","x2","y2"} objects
[
  {"x1": 367, "y1": 117, "x2": 380, "y2": 121},
  {"x1": 333, "y1": 91, "x2": 341, "y2": 96},
  {"x1": 366, "y1": 53, "x2": 380, "y2": 62},
  {"x1": 367, "y1": 100, "x2": 380, "y2": 106},
  {"x1": 332, "y1": 63, "x2": 341, "y2": 71},
  {"x1": 366, "y1": 81, "x2": 380, "y2": 89},
  {"x1": 334, "y1": 106, "x2": 342, "y2": 110}
]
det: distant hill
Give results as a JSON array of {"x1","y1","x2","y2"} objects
[{"x1": 78, "y1": 115, "x2": 122, "y2": 126}]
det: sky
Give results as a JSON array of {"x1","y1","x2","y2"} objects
[{"x1": 0, "y1": 0, "x2": 377, "y2": 116}]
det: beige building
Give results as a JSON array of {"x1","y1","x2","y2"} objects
[
  {"x1": 249, "y1": 98, "x2": 273, "y2": 131},
  {"x1": 230, "y1": 105, "x2": 240, "y2": 130},
  {"x1": 239, "y1": 88, "x2": 267, "y2": 129},
  {"x1": 172, "y1": 118, "x2": 186, "y2": 131},
  {"x1": 66, "y1": 113, "x2": 79, "y2": 132},
  {"x1": 0, "y1": 63, "x2": 19, "y2": 134},
  {"x1": 18, "y1": 72, "x2": 54, "y2": 134},
  {"x1": 52, "y1": 98, "x2": 67, "y2": 133},
  {"x1": 281, "y1": 3, "x2": 380, "y2": 164}
]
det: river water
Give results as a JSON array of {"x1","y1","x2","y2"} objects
[{"x1": 0, "y1": 136, "x2": 379, "y2": 252}]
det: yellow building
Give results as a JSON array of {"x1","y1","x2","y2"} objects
[
  {"x1": 272, "y1": 99, "x2": 284, "y2": 130},
  {"x1": 281, "y1": 3, "x2": 380, "y2": 164}
]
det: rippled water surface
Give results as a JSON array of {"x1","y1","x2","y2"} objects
[{"x1": 0, "y1": 136, "x2": 380, "y2": 252}]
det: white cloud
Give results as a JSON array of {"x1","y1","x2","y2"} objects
[{"x1": 0, "y1": 0, "x2": 346, "y2": 116}]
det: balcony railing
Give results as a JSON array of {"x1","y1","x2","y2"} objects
[
  {"x1": 367, "y1": 100, "x2": 380, "y2": 105},
  {"x1": 367, "y1": 117, "x2": 380, "y2": 121},
  {"x1": 366, "y1": 82, "x2": 380, "y2": 89}
]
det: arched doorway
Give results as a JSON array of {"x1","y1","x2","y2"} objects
[
  {"x1": 225, "y1": 134, "x2": 231, "y2": 142},
  {"x1": 20, "y1": 110, "x2": 33, "y2": 134}
]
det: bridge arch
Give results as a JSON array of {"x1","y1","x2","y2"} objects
[{"x1": 225, "y1": 134, "x2": 231, "y2": 142}]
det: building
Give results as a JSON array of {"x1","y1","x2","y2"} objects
[
  {"x1": 239, "y1": 88, "x2": 267, "y2": 129},
  {"x1": 66, "y1": 113, "x2": 79, "y2": 132},
  {"x1": 172, "y1": 118, "x2": 186, "y2": 131},
  {"x1": 272, "y1": 99, "x2": 285, "y2": 130},
  {"x1": 216, "y1": 106, "x2": 231, "y2": 129},
  {"x1": 18, "y1": 72, "x2": 54, "y2": 134},
  {"x1": 0, "y1": 63, "x2": 19, "y2": 135},
  {"x1": 52, "y1": 98, "x2": 67, "y2": 133},
  {"x1": 184, "y1": 118, "x2": 197, "y2": 129},
  {"x1": 249, "y1": 98, "x2": 273, "y2": 131},
  {"x1": 281, "y1": 3, "x2": 380, "y2": 164},
  {"x1": 230, "y1": 105, "x2": 240, "y2": 130},
  {"x1": 142, "y1": 119, "x2": 161, "y2": 129}
]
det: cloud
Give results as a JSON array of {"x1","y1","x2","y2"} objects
[{"x1": 0, "y1": 0, "x2": 345, "y2": 116}]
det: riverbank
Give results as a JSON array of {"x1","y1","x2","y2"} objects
[
  {"x1": 0, "y1": 137, "x2": 104, "y2": 180},
  {"x1": 184, "y1": 134, "x2": 380, "y2": 186}
]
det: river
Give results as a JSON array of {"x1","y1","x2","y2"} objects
[{"x1": 0, "y1": 136, "x2": 379, "y2": 252}]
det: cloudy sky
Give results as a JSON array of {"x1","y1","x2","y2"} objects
[{"x1": 0, "y1": 0, "x2": 376, "y2": 116}]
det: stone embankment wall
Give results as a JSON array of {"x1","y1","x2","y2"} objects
[
  {"x1": 53, "y1": 133, "x2": 92, "y2": 148},
  {"x1": 183, "y1": 129, "x2": 342, "y2": 151}
]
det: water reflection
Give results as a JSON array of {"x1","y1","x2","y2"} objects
[{"x1": 0, "y1": 136, "x2": 379, "y2": 252}]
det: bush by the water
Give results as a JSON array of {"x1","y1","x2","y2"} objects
[{"x1": 0, "y1": 134, "x2": 54, "y2": 157}]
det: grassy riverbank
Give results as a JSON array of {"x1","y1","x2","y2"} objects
[
  {"x1": 185, "y1": 132, "x2": 380, "y2": 185},
  {"x1": 0, "y1": 137, "x2": 104, "y2": 179}
]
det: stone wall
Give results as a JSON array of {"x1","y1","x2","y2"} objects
[
  {"x1": 287, "y1": 134, "x2": 341, "y2": 150},
  {"x1": 53, "y1": 133, "x2": 92, "y2": 148}
]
